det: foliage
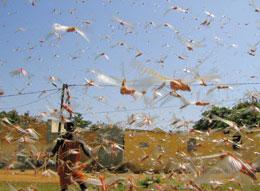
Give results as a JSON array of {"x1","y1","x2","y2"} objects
[
  {"x1": 89, "y1": 123, "x2": 102, "y2": 131},
  {"x1": 0, "y1": 110, "x2": 39, "y2": 128},
  {"x1": 72, "y1": 113, "x2": 92, "y2": 128},
  {"x1": 0, "y1": 110, "x2": 94, "y2": 131},
  {"x1": 194, "y1": 100, "x2": 260, "y2": 131},
  {"x1": 88, "y1": 123, "x2": 121, "y2": 132}
]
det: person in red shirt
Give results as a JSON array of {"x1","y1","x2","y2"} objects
[{"x1": 50, "y1": 122, "x2": 92, "y2": 191}]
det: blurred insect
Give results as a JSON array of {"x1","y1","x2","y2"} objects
[
  {"x1": 211, "y1": 138, "x2": 242, "y2": 148},
  {"x1": 201, "y1": 19, "x2": 211, "y2": 26},
  {"x1": 240, "y1": 105, "x2": 260, "y2": 115},
  {"x1": 164, "y1": 26, "x2": 204, "y2": 51},
  {"x1": 1, "y1": 117, "x2": 12, "y2": 125},
  {"x1": 84, "y1": 78, "x2": 96, "y2": 89},
  {"x1": 10, "y1": 68, "x2": 30, "y2": 78},
  {"x1": 4, "y1": 133, "x2": 13, "y2": 143},
  {"x1": 207, "y1": 84, "x2": 233, "y2": 95},
  {"x1": 187, "y1": 180, "x2": 203, "y2": 191},
  {"x1": 111, "y1": 40, "x2": 132, "y2": 50},
  {"x1": 134, "y1": 62, "x2": 191, "y2": 92},
  {"x1": 247, "y1": 40, "x2": 260, "y2": 56},
  {"x1": 10, "y1": 124, "x2": 40, "y2": 141},
  {"x1": 144, "y1": 21, "x2": 157, "y2": 32},
  {"x1": 163, "y1": 23, "x2": 178, "y2": 33},
  {"x1": 86, "y1": 175, "x2": 126, "y2": 191},
  {"x1": 204, "y1": 10, "x2": 215, "y2": 18},
  {"x1": 82, "y1": 19, "x2": 92, "y2": 26},
  {"x1": 42, "y1": 169, "x2": 58, "y2": 177},
  {"x1": 176, "y1": 54, "x2": 187, "y2": 60},
  {"x1": 28, "y1": 0, "x2": 37, "y2": 6},
  {"x1": 211, "y1": 114, "x2": 240, "y2": 132},
  {"x1": 152, "y1": 82, "x2": 166, "y2": 100},
  {"x1": 250, "y1": 0, "x2": 260, "y2": 12},
  {"x1": 110, "y1": 142, "x2": 124, "y2": 157},
  {"x1": 140, "y1": 154, "x2": 150, "y2": 162},
  {"x1": 95, "y1": 52, "x2": 110, "y2": 61},
  {"x1": 44, "y1": 107, "x2": 61, "y2": 120},
  {"x1": 135, "y1": 50, "x2": 143, "y2": 58},
  {"x1": 155, "y1": 55, "x2": 168, "y2": 68},
  {"x1": 94, "y1": 96, "x2": 107, "y2": 103},
  {"x1": 169, "y1": 114, "x2": 182, "y2": 127},
  {"x1": 156, "y1": 153, "x2": 163, "y2": 165},
  {"x1": 49, "y1": 23, "x2": 89, "y2": 42},
  {"x1": 16, "y1": 136, "x2": 37, "y2": 143},
  {"x1": 188, "y1": 65, "x2": 220, "y2": 86},
  {"x1": 113, "y1": 16, "x2": 134, "y2": 32},
  {"x1": 120, "y1": 79, "x2": 140, "y2": 96},
  {"x1": 179, "y1": 97, "x2": 210, "y2": 109},
  {"x1": 230, "y1": 43, "x2": 239, "y2": 49},
  {"x1": 26, "y1": 128, "x2": 40, "y2": 140},
  {"x1": 127, "y1": 114, "x2": 138, "y2": 125},
  {"x1": 15, "y1": 27, "x2": 26, "y2": 33},
  {"x1": 90, "y1": 69, "x2": 146, "y2": 99},
  {"x1": 164, "y1": 5, "x2": 189, "y2": 15},
  {"x1": 245, "y1": 90, "x2": 260, "y2": 99},
  {"x1": 135, "y1": 113, "x2": 157, "y2": 128},
  {"x1": 6, "y1": 182, "x2": 19, "y2": 191},
  {"x1": 134, "y1": 62, "x2": 191, "y2": 105},
  {"x1": 48, "y1": 76, "x2": 61, "y2": 87},
  {"x1": 195, "y1": 152, "x2": 257, "y2": 185}
]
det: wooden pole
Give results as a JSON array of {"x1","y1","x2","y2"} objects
[
  {"x1": 58, "y1": 84, "x2": 67, "y2": 135},
  {"x1": 56, "y1": 84, "x2": 67, "y2": 168}
]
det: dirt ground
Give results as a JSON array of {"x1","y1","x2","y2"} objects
[
  {"x1": 0, "y1": 170, "x2": 260, "y2": 183},
  {"x1": 0, "y1": 170, "x2": 147, "y2": 183},
  {"x1": 1, "y1": 170, "x2": 260, "y2": 191}
]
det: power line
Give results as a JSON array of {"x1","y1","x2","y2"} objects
[
  {"x1": 0, "y1": 90, "x2": 60, "y2": 110},
  {"x1": 0, "y1": 81, "x2": 255, "y2": 114},
  {"x1": 0, "y1": 88, "x2": 61, "y2": 98},
  {"x1": 191, "y1": 82, "x2": 260, "y2": 86},
  {"x1": 0, "y1": 81, "x2": 259, "y2": 99},
  {"x1": 68, "y1": 82, "x2": 260, "y2": 88}
]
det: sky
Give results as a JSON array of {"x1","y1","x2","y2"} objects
[{"x1": 0, "y1": 0, "x2": 259, "y2": 131}]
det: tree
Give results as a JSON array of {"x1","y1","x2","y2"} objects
[
  {"x1": 194, "y1": 100, "x2": 260, "y2": 131},
  {"x1": 72, "y1": 113, "x2": 92, "y2": 128},
  {"x1": 4, "y1": 110, "x2": 20, "y2": 124},
  {"x1": 0, "y1": 110, "x2": 45, "y2": 129}
]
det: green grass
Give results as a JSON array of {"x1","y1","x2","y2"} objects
[{"x1": 1, "y1": 177, "x2": 260, "y2": 191}]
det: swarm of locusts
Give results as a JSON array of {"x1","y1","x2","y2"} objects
[{"x1": 1, "y1": 0, "x2": 260, "y2": 191}]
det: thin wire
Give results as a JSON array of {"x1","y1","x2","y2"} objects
[
  {"x1": 68, "y1": 82, "x2": 260, "y2": 88},
  {"x1": 0, "y1": 82, "x2": 259, "y2": 99},
  {"x1": 191, "y1": 82, "x2": 260, "y2": 86},
  {"x1": 0, "y1": 90, "x2": 60, "y2": 110},
  {"x1": 0, "y1": 88, "x2": 61, "y2": 98}
]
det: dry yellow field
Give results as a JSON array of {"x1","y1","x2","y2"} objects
[
  {"x1": 0, "y1": 170, "x2": 260, "y2": 191},
  {"x1": 0, "y1": 170, "x2": 260, "y2": 183},
  {"x1": 0, "y1": 170, "x2": 59, "y2": 183}
]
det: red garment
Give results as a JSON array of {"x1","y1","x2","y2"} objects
[{"x1": 57, "y1": 140, "x2": 85, "y2": 189}]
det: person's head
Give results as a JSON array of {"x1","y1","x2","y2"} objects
[{"x1": 64, "y1": 122, "x2": 75, "y2": 132}]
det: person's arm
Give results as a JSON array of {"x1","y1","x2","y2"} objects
[
  {"x1": 79, "y1": 140, "x2": 92, "y2": 157},
  {"x1": 50, "y1": 138, "x2": 64, "y2": 157}
]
